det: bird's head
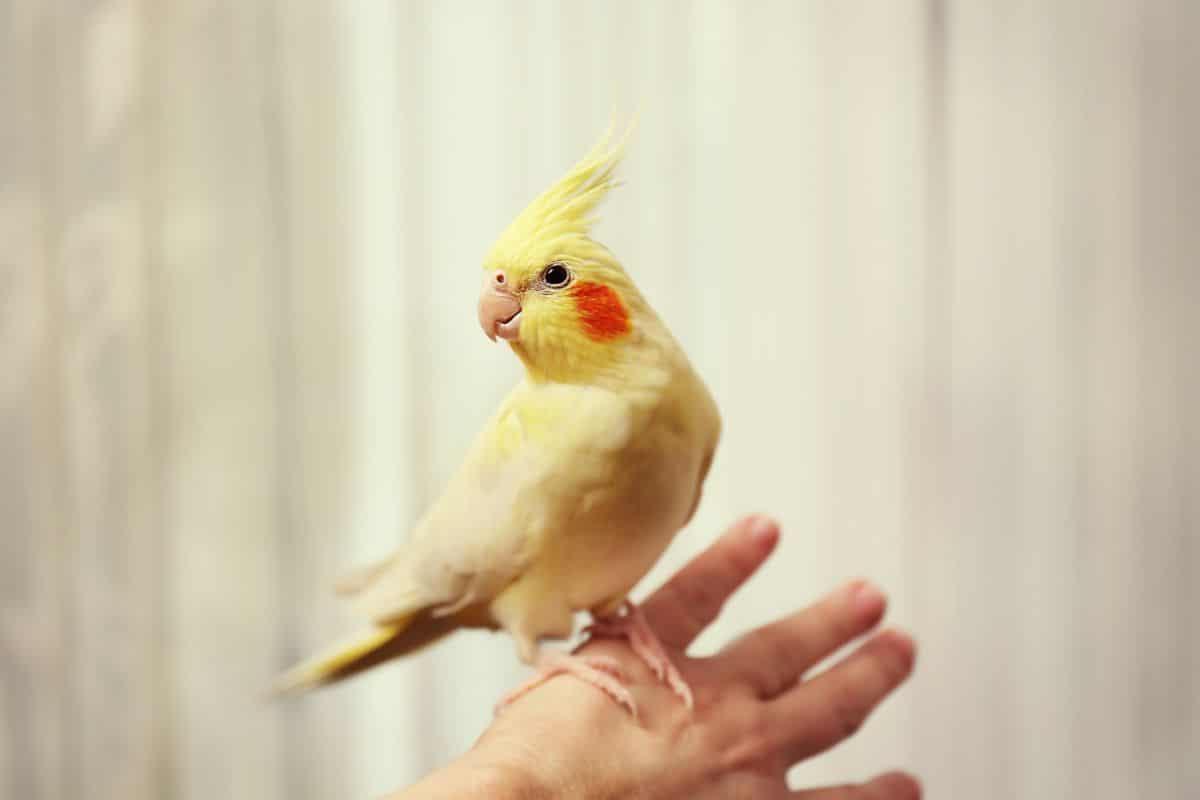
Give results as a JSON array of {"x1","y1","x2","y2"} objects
[{"x1": 478, "y1": 127, "x2": 652, "y2": 383}]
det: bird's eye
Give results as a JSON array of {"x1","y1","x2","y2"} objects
[{"x1": 542, "y1": 263, "x2": 571, "y2": 288}]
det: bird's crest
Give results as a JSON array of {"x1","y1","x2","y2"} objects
[{"x1": 487, "y1": 120, "x2": 633, "y2": 268}]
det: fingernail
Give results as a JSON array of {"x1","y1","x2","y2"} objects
[
  {"x1": 748, "y1": 515, "x2": 779, "y2": 544},
  {"x1": 874, "y1": 771, "x2": 922, "y2": 799},
  {"x1": 853, "y1": 581, "x2": 885, "y2": 619},
  {"x1": 885, "y1": 629, "x2": 917, "y2": 667}
]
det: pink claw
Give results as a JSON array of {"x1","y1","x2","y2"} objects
[
  {"x1": 495, "y1": 650, "x2": 637, "y2": 718},
  {"x1": 584, "y1": 601, "x2": 694, "y2": 710}
]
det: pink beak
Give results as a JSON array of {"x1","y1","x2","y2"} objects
[{"x1": 478, "y1": 271, "x2": 522, "y2": 342}]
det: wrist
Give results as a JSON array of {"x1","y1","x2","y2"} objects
[
  {"x1": 469, "y1": 757, "x2": 552, "y2": 800},
  {"x1": 389, "y1": 753, "x2": 547, "y2": 800},
  {"x1": 463, "y1": 744, "x2": 562, "y2": 800},
  {"x1": 467, "y1": 681, "x2": 673, "y2": 800}
]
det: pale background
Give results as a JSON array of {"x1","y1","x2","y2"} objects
[{"x1": 2, "y1": 1, "x2": 1197, "y2": 798}]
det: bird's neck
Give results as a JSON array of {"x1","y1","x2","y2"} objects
[{"x1": 514, "y1": 308, "x2": 681, "y2": 394}]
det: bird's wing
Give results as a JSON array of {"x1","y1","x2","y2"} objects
[{"x1": 346, "y1": 381, "x2": 638, "y2": 624}]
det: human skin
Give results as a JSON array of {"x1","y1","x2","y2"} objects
[{"x1": 391, "y1": 515, "x2": 919, "y2": 799}]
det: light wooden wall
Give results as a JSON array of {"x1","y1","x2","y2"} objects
[{"x1": 2, "y1": 1, "x2": 1196, "y2": 798}]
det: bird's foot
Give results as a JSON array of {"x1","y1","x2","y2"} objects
[
  {"x1": 584, "y1": 601, "x2": 694, "y2": 710},
  {"x1": 494, "y1": 650, "x2": 637, "y2": 718}
]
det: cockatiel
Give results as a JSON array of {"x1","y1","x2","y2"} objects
[{"x1": 275, "y1": 126, "x2": 720, "y2": 715}]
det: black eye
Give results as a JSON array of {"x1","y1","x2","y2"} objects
[{"x1": 543, "y1": 263, "x2": 571, "y2": 288}]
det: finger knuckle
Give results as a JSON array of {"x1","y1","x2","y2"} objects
[
  {"x1": 872, "y1": 640, "x2": 911, "y2": 687},
  {"x1": 691, "y1": 673, "x2": 744, "y2": 714},
  {"x1": 872, "y1": 774, "x2": 922, "y2": 800},
  {"x1": 721, "y1": 704, "x2": 775, "y2": 768},
  {"x1": 827, "y1": 683, "x2": 867, "y2": 741},
  {"x1": 737, "y1": 629, "x2": 799, "y2": 697},
  {"x1": 765, "y1": 638, "x2": 801, "y2": 695},
  {"x1": 742, "y1": 705, "x2": 775, "y2": 754},
  {"x1": 823, "y1": 599, "x2": 855, "y2": 639},
  {"x1": 687, "y1": 580, "x2": 727, "y2": 617},
  {"x1": 726, "y1": 548, "x2": 759, "y2": 581},
  {"x1": 674, "y1": 582, "x2": 725, "y2": 629}
]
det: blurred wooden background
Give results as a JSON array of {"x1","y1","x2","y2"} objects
[{"x1": 1, "y1": 1, "x2": 1196, "y2": 797}]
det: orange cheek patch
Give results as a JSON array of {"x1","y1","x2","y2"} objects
[{"x1": 570, "y1": 281, "x2": 631, "y2": 341}]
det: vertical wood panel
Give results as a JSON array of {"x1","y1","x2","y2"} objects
[
  {"x1": 338, "y1": 1, "x2": 429, "y2": 794},
  {"x1": 1178, "y1": 7, "x2": 1200, "y2": 791},
  {"x1": 153, "y1": 2, "x2": 285, "y2": 796},
  {"x1": 939, "y1": 3, "x2": 1086, "y2": 794},
  {"x1": 0, "y1": 3, "x2": 62, "y2": 797},
  {"x1": 262, "y1": 2, "x2": 355, "y2": 798},
  {"x1": 56, "y1": 1, "x2": 164, "y2": 796},
  {"x1": 0, "y1": 5, "x2": 74, "y2": 797},
  {"x1": 1132, "y1": 2, "x2": 1196, "y2": 796},
  {"x1": 1067, "y1": 3, "x2": 1143, "y2": 797}
]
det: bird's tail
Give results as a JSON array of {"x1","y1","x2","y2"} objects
[{"x1": 270, "y1": 610, "x2": 463, "y2": 696}]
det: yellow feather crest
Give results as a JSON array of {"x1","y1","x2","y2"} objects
[{"x1": 486, "y1": 120, "x2": 634, "y2": 270}]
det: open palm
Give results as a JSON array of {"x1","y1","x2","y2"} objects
[{"x1": 473, "y1": 515, "x2": 919, "y2": 799}]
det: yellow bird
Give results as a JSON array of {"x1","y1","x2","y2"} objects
[{"x1": 275, "y1": 126, "x2": 720, "y2": 715}]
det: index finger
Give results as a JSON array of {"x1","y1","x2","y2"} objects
[{"x1": 640, "y1": 515, "x2": 780, "y2": 650}]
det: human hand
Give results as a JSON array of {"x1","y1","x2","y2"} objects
[{"x1": 437, "y1": 515, "x2": 919, "y2": 799}]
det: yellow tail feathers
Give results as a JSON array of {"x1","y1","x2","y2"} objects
[
  {"x1": 271, "y1": 621, "x2": 412, "y2": 696},
  {"x1": 270, "y1": 609, "x2": 473, "y2": 697}
]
